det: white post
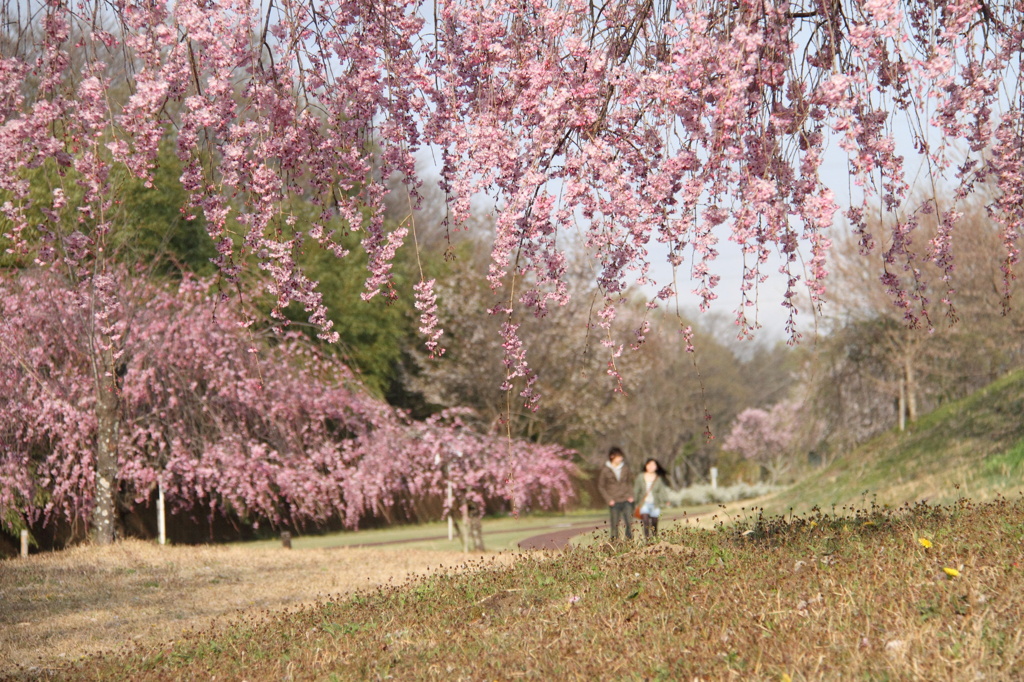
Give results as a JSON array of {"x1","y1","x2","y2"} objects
[
  {"x1": 447, "y1": 481, "x2": 454, "y2": 541},
  {"x1": 20, "y1": 529, "x2": 28, "y2": 558},
  {"x1": 157, "y1": 479, "x2": 167, "y2": 546},
  {"x1": 710, "y1": 467, "x2": 718, "y2": 489}
]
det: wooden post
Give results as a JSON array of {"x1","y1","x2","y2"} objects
[
  {"x1": 281, "y1": 531, "x2": 292, "y2": 549},
  {"x1": 157, "y1": 479, "x2": 167, "y2": 546},
  {"x1": 21, "y1": 529, "x2": 28, "y2": 558}
]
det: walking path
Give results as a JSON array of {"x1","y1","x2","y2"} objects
[
  {"x1": 516, "y1": 520, "x2": 606, "y2": 550},
  {"x1": 517, "y1": 509, "x2": 699, "y2": 550},
  {"x1": 345, "y1": 518, "x2": 603, "y2": 548},
  {"x1": 340, "y1": 507, "x2": 721, "y2": 552}
]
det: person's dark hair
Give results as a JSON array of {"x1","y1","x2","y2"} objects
[
  {"x1": 644, "y1": 458, "x2": 669, "y2": 479},
  {"x1": 607, "y1": 446, "x2": 624, "y2": 461}
]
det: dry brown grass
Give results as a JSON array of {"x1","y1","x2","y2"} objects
[
  {"x1": 0, "y1": 539, "x2": 511, "y2": 676},
  {"x1": 57, "y1": 496, "x2": 1024, "y2": 681}
]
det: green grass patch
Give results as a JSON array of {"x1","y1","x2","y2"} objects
[
  {"x1": 240, "y1": 508, "x2": 612, "y2": 553},
  {"x1": 765, "y1": 370, "x2": 1024, "y2": 516},
  {"x1": 981, "y1": 439, "x2": 1024, "y2": 480}
]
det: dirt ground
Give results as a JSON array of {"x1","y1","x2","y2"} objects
[{"x1": 0, "y1": 539, "x2": 514, "y2": 676}]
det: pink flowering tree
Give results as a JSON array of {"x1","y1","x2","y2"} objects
[
  {"x1": 3, "y1": 0, "x2": 1024, "y2": 537},
  {"x1": 0, "y1": 270, "x2": 577, "y2": 543},
  {"x1": 723, "y1": 400, "x2": 821, "y2": 484},
  {"x1": 3, "y1": 0, "x2": 1022, "y2": 385},
  {"x1": 411, "y1": 410, "x2": 577, "y2": 550}
]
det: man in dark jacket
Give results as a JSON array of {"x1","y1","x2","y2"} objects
[{"x1": 597, "y1": 446, "x2": 634, "y2": 540}]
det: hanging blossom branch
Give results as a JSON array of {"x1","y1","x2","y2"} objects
[
  {"x1": 426, "y1": 0, "x2": 1024, "y2": 346},
  {"x1": 413, "y1": 278, "x2": 445, "y2": 358},
  {"x1": 1, "y1": 0, "x2": 1023, "y2": 397},
  {"x1": 2, "y1": 0, "x2": 429, "y2": 342}
]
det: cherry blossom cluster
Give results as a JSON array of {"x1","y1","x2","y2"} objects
[
  {"x1": 427, "y1": 0, "x2": 1024, "y2": 349},
  {"x1": 1, "y1": 0, "x2": 1023, "y2": 392},
  {"x1": 412, "y1": 409, "x2": 576, "y2": 517},
  {"x1": 413, "y1": 278, "x2": 445, "y2": 358},
  {"x1": 0, "y1": 270, "x2": 577, "y2": 534},
  {"x1": 723, "y1": 399, "x2": 821, "y2": 482}
]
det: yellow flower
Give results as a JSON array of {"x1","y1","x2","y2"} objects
[
  {"x1": 781, "y1": 675, "x2": 793, "y2": 682},
  {"x1": 918, "y1": 538, "x2": 932, "y2": 549},
  {"x1": 943, "y1": 567, "x2": 960, "y2": 578}
]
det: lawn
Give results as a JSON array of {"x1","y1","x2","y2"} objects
[
  {"x1": 8, "y1": 372, "x2": 1024, "y2": 680},
  {"x1": 0, "y1": 504, "x2": 721, "y2": 679},
  {"x1": 241, "y1": 508, "x2": 613, "y2": 552},
  {"x1": 11, "y1": 495, "x2": 1022, "y2": 680}
]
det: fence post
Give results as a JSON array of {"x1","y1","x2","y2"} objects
[
  {"x1": 20, "y1": 529, "x2": 28, "y2": 558},
  {"x1": 447, "y1": 481, "x2": 454, "y2": 541},
  {"x1": 157, "y1": 479, "x2": 167, "y2": 545}
]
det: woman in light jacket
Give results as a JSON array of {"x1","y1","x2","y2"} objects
[{"x1": 633, "y1": 458, "x2": 671, "y2": 540}]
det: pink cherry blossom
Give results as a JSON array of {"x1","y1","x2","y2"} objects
[{"x1": 0, "y1": 270, "x2": 576, "y2": 536}]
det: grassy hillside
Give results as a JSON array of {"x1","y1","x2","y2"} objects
[
  {"x1": 60, "y1": 496, "x2": 1024, "y2": 680},
  {"x1": 765, "y1": 369, "x2": 1024, "y2": 516},
  {"x1": 17, "y1": 371, "x2": 1024, "y2": 680}
]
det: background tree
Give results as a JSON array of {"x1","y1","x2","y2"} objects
[
  {"x1": 803, "y1": 319, "x2": 905, "y2": 453},
  {"x1": 723, "y1": 400, "x2": 821, "y2": 485},
  {"x1": 0, "y1": 269, "x2": 577, "y2": 542},
  {"x1": 408, "y1": 237, "x2": 640, "y2": 445},
  {"x1": 809, "y1": 190, "x2": 1024, "y2": 447}
]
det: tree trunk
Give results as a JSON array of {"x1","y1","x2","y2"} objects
[
  {"x1": 460, "y1": 504, "x2": 469, "y2": 553},
  {"x1": 93, "y1": 355, "x2": 120, "y2": 545},
  {"x1": 157, "y1": 478, "x2": 167, "y2": 546},
  {"x1": 897, "y1": 376, "x2": 906, "y2": 432},
  {"x1": 457, "y1": 501, "x2": 485, "y2": 552},
  {"x1": 468, "y1": 502, "x2": 485, "y2": 552},
  {"x1": 905, "y1": 356, "x2": 918, "y2": 423}
]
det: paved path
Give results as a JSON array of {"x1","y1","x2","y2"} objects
[
  {"x1": 340, "y1": 510, "x2": 707, "y2": 552},
  {"x1": 345, "y1": 519, "x2": 604, "y2": 549},
  {"x1": 517, "y1": 510, "x2": 704, "y2": 550},
  {"x1": 516, "y1": 521, "x2": 606, "y2": 550}
]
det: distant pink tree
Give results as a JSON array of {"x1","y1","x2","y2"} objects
[
  {"x1": 0, "y1": 270, "x2": 577, "y2": 540},
  {"x1": 723, "y1": 401, "x2": 820, "y2": 484},
  {"x1": 411, "y1": 410, "x2": 577, "y2": 549}
]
